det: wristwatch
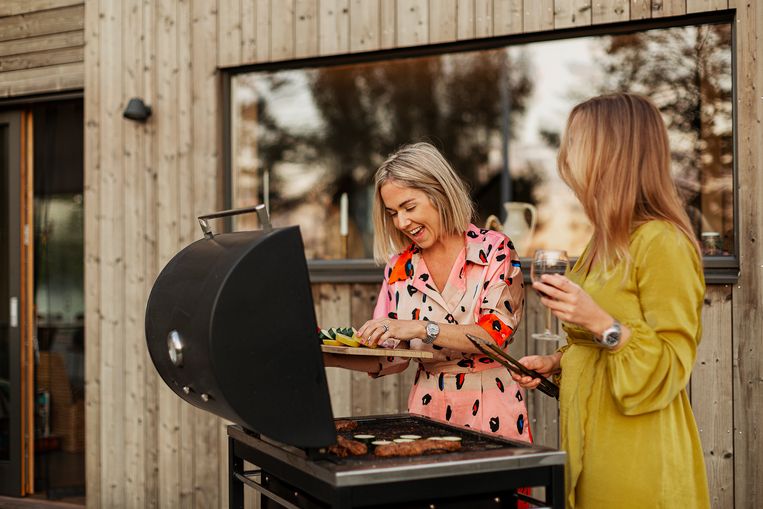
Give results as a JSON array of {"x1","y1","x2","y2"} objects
[
  {"x1": 597, "y1": 320, "x2": 622, "y2": 348},
  {"x1": 424, "y1": 321, "x2": 440, "y2": 344}
]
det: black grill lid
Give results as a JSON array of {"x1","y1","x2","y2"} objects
[{"x1": 145, "y1": 208, "x2": 336, "y2": 448}]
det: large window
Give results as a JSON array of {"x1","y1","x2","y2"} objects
[{"x1": 230, "y1": 21, "x2": 733, "y2": 262}]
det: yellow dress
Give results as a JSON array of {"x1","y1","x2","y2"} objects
[{"x1": 559, "y1": 220, "x2": 710, "y2": 508}]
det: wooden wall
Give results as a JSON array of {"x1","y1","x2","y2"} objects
[
  {"x1": 0, "y1": 0, "x2": 84, "y2": 97},
  {"x1": 78, "y1": 0, "x2": 761, "y2": 508}
]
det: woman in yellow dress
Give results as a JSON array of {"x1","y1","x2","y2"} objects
[{"x1": 513, "y1": 93, "x2": 711, "y2": 508}]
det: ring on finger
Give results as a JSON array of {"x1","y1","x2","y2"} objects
[{"x1": 381, "y1": 323, "x2": 389, "y2": 333}]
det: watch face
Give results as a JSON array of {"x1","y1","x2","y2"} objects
[
  {"x1": 602, "y1": 331, "x2": 620, "y2": 347},
  {"x1": 426, "y1": 323, "x2": 438, "y2": 336},
  {"x1": 600, "y1": 321, "x2": 622, "y2": 348}
]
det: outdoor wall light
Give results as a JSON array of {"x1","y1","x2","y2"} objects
[{"x1": 123, "y1": 97, "x2": 152, "y2": 122}]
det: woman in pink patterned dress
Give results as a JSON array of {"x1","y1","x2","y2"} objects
[{"x1": 325, "y1": 142, "x2": 530, "y2": 443}]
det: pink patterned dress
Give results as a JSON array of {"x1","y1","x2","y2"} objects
[{"x1": 372, "y1": 224, "x2": 531, "y2": 443}]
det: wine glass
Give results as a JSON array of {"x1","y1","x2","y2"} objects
[{"x1": 530, "y1": 249, "x2": 570, "y2": 342}]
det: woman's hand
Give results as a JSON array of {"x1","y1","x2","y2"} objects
[
  {"x1": 532, "y1": 274, "x2": 613, "y2": 337},
  {"x1": 356, "y1": 319, "x2": 425, "y2": 348},
  {"x1": 510, "y1": 353, "x2": 562, "y2": 389}
]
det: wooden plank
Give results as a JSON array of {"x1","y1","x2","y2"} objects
[
  {"x1": 140, "y1": 1, "x2": 160, "y2": 505},
  {"x1": 121, "y1": 0, "x2": 145, "y2": 504},
  {"x1": 554, "y1": 0, "x2": 591, "y2": 29},
  {"x1": 505, "y1": 291, "x2": 528, "y2": 361},
  {"x1": 219, "y1": 422, "x2": 232, "y2": 509},
  {"x1": 0, "y1": 44, "x2": 82, "y2": 72},
  {"x1": 177, "y1": 0, "x2": 193, "y2": 247},
  {"x1": 319, "y1": 0, "x2": 350, "y2": 55},
  {"x1": 396, "y1": 0, "x2": 428, "y2": 46},
  {"x1": 396, "y1": 362, "x2": 416, "y2": 413},
  {"x1": 83, "y1": 0, "x2": 101, "y2": 503},
  {"x1": 315, "y1": 284, "x2": 353, "y2": 417},
  {"x1": 630, "y1": 0, "x2": 652, "y2": 19},
  {"x1": 270, "y1": 0, "x2": 294, "y2": 61},
  {"x1": 0, "y1": 0, "x2": 82, "y2": 17},
  {"x1": 0, "y1": 30, "x2": 83, "y2": 58},
  {"x1": 295, "y1": 0, "x2": 318, "y2": 58},
  {"x1": 733, "y1": 2, "x2": 763, "y2": 507},
  {"x1": 0, "y1": 4, "x2": 84, "y2": 42},
  {"x1": 0, "y1": 60, "x2": 83, "y2": 97},
  {"x1": 350, "y1": 283, "x2": 382, "y2": 416},
  {"x1": 217, "y1": 0, "x2": 241, "y2": 67},
  {"x1": 686, "y1": 0, "x2": 727, "y2": 13},
  {"x1": 493, "y1": 0, "x2": 522, "y2": 35},
  {"x1": 191, "y1": 0, "x2": 219, "y2": 222},
  {"x1": 523, "y1": 290, "x2": 560, "y2": 448},
  {"x1": 456, "y1": 0, "x2": 475, "y2": 40},
  {"x1": 593, "y1": 0, "x2": 628, "y2": 23},
  {"x1": 322, "y1": 345, "x2": 433, "y2": 358},
  {"x1": 523, "y1": 0, "x2": 553, "y2": 32},
  {"x1": 691, "y1": 286, "x2": 733, "y2": 509},
  {"x1": 380, "y1": 0, "x2": 396, "y2": 48},
  {"x1": 652, "y1": 0, "x2": 686, "y2": 17},
  {"x1": 428, "y1": 0, "x2": 456, "y2": 44},
  {"x1": 97, "y1": 0, "x2": 125, "y2": 504},
  {"x1": 241, "y1": 0, "x2": 257, "y2": 63},
  {"x1": 474, "y1": 0, "x2": 492, "y2": 37},
  {"x1": 350, "y1": 0, "x2": 380, "y2": 52},
  {"x1": 256, "y1": 0, "x2": 271, "y2": 62}
]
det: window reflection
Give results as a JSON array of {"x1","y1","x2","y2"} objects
[{"x1": 231, "y1": 22, "x2": 733, "y2": 260}]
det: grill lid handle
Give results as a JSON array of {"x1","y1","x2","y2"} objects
[{"x1": 198, "y1": 204, "x2": 271, "y2": 238}]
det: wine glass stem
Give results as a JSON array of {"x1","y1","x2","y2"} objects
[{"x1": 545, "y1": 308, "x2": 553, "y2": 334}]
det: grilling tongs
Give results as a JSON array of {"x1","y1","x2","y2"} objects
[{"x1": 465, "y1": 333, "x2": 559, "y2": 400}]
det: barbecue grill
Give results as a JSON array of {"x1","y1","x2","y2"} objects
[{"x1": 145, "y1": 206, "x2": 566, "y2": 509}]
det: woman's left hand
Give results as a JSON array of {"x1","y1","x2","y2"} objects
[
  {"x1": 532, "y1": 274, "x2": 613, "y2": 335},
  {"x1": 356, "y1": 318, "x2": 424, "y2": 348}
]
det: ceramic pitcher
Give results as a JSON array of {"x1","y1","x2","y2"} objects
[{"x1": 502, "y1": 202, "x2": 537, "y2": 253}]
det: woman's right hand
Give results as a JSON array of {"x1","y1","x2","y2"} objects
[{"x1": 510, "y1": 353, "x2": 562, "y2": 390}]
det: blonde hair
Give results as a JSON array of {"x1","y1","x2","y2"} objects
[
  {"x1": 557, "y1": 93, "x2": 700, "y2": 272},
  {"x1": 372, "y1": 142, "x2": 474, "y2": 263}
]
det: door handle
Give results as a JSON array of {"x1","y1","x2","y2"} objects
[{"x1": 10, "y1": 296, "x2": 18, "y2": 327}]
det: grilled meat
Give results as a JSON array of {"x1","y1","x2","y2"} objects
[
  {"x1": 328, "y1": 436, "x2": 368, "y2": 457},
  {"x1": 334, "y1": 419, "x2": 358, "y2": 432},
  {"x1": 374, "y1": 439, "x2": 461, "y2": 457}
]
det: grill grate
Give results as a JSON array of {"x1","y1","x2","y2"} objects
[{"x1": 331, "y1": 415, "x2": 525, "y2": 462}]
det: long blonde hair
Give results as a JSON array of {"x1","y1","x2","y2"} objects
[
  {"x1": 372, "y1": 142, "x2": 474, "y2": 263},
  {"x1": 557, "y1": 93, "x2": 700, "y2": 272}
]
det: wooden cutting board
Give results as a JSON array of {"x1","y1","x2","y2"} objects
[{"x1": 321, "y1": 345, "x2": 433, "y2": 359}]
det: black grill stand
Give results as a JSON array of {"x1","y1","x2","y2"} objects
[{"x1": 228, "y1": 427, "x2": 565, "y2": 509}]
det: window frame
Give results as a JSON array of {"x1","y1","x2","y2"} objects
[{"x1": 223, "y1": 9, "x2": 739, "y2": 285}]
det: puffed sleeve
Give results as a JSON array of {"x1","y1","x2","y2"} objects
[
  {"x1": 606, "y1": 226, "x2": 704, "y2": 415},
  {"x1": 371, "y1": 260, "x2": 410, "y2": 377},
  {"x1": 476, "y1": 237, "x2": 524, "y2": 348}
]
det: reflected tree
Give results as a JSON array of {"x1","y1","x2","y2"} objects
[
  {"x1": 309, "y1": 50, "x2": 533, "y2": 209},
  {"x1": 598, "y1": 24, "x2": 733, "y2": 242}
]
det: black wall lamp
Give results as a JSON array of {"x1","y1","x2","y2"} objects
[{"x1": 123, "y1": 97, "x2": 152, "y2": 122}]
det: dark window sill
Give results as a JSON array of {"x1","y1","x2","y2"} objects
[
  {"x1": 308, "y1": 259, "x2": 385, "y2": 283},
  {"x1": 308, "y1": 256, "x2": 739, "y2": 285}
]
